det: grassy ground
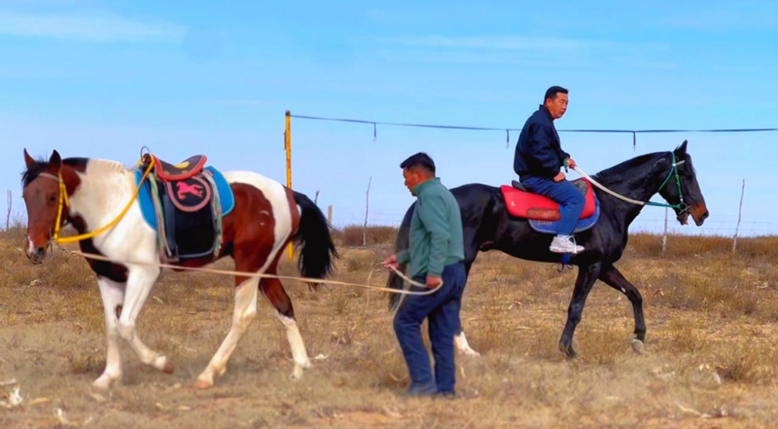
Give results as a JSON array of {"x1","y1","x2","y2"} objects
[{"x1": 1, "y1": 226, "x2": 777, "y2": 428}]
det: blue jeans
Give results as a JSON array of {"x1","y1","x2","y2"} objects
[
  {"x1": 521, "y1": 176, "x2": 586, "y2": 236},
  {"x1": 393, "y1": 262, "x2": 466, "y2": 394}
]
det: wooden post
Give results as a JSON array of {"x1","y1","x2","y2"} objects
[
  {"x1": 363, "y1": 177, "x2": 372, "y2": 246},
  {"x1": 662, "y1": 207, "x2": 669, "y2": 253},
  {"x1": 5, "y1": 190, "x2": 11, "y2": 230},
  {"x1": 327, "y1": 205, "x2": 333, "y2": 229},
  {"x1": 285, "y1": 110, "x2": 293, "y2": 261},
  {"x1": 733, "y1": 180, "x2": 745, "y2": 253}
]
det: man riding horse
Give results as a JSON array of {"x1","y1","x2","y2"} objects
[{"x1": 514, "y1": 86, "x2": 584, "y2": 254}]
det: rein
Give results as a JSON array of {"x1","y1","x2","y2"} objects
[
  {"x1": 573, "y1": 152, "x2": 688, "y2": 212},
  {"x1": 46, "y1": 159, "x2": 156, "y2": 245},
  {"x1": 59, "y1": 248, "x2": 441, "y2": 296}
]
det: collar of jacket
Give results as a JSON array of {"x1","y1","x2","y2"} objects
[
  {"x1": 538, "y1": 104, "x2": 553, "y2": 120},
  {"x1": 412, "y1": 177, "x2": 441, "y2": 196}
]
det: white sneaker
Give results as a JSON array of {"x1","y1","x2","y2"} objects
[{"x1": 549, "y1": 235, "x2": 584, "y2": 254}]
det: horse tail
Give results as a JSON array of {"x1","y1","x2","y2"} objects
[
  {"x1": 292, "y1": 191, "x2": 337, "y2": 286},
  {"x1": 387, "y1": 201, "x2": 416, "y2": 313}
]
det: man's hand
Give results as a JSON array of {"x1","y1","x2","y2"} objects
[
  {"x1": 426, "y1": 276, "x2": 443, "y2": 289},
  {"x1": 383, "y1": 255, "x2": 398, "y2": 270},
  {"x1": 553, "y1": 172, "x2": 566, "y2": 183},
  {"x1": 565, "y1": 158, "x2": 577, "y2": 169}
]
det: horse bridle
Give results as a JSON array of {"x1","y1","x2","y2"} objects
[{"x1": 652, "y1": 152, "x2": 690, "y2": 215}]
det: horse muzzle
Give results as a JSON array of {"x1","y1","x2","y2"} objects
[
  {"x1": 26, "y1": 246, "x2": 47, "y2": 264},
  {"x1": 690, "y1": 204, "x2": 709, "y2": 226}
]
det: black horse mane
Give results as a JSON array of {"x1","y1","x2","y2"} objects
[
  {"x1": 591, "y1": 152, "x2": 665, "y2": 185},
  {"x1": 21, "y1": 159, "x2": 49, "y2": 188},
  {"x1": 22, "y1": 157, "x2": 89, "y2": 188}
]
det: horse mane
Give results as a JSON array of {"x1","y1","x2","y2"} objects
[
  {"x1": 591, "y1": 152, "x2": 664, "y2": 185},
  {"x1": 22, "y1": 157, "x2": 126, "y2": 187},
  {"x1": 21, "y1": 157, "x2": 50, "y2": 187}
]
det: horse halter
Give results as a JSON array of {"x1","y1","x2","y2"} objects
[
  {"x1": 649, "y1": 152, "x2": 689, "y2": 214},
  {"x1": 29, "y1": 171, "x2": 70, "y2": 247},
  {"x1": 33, "y1": 160, "x2": 156, "y2": 246}
]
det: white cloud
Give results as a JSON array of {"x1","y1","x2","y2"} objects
[{"x1": 0, "y1": 11, "x2": 186, "y2": 43}]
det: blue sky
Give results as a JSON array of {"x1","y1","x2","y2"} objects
[{"x1": 1, "y1": 1, "x2": 777, "y2": 236}]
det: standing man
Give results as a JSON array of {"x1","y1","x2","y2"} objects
[
  {"x1": 514, "y1": 86, "x2": 585, "y2": 254},
  {"x1": 383, "y1": 152, "x2": 466, "y2": 397}
]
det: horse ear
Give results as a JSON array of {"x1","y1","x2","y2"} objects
[
  {"x1": 48, "y1": 150, "x2": 62, "y2": 174},
  {"x1": 675, "y1": 140, "x2": 688, "y2": 155},
  {"x1": 24, "y1": 149, "x2": 36, "y2": 169}
]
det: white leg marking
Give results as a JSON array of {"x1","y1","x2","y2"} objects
[
  {"x1": 455, "y1": 331, "x2": 481, "y2": 357},
  {"x1": 115, "y1": 267, "x2": 172, "y2": 373},
  {"x1": 276, "y1": 311, "x2": 311, "y2": 380},
  {"x1": 195, "y1": 277, "x2": 259, "y2": 389},
  {"x1": 93, "y1": 277, "x2": 126, "y2": 389}
]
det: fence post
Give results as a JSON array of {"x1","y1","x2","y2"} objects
[
  {"x1": 5, "y1": 190, "x2": 11, "y2": 230},
  {"x1": 327, "y1": 205, "x2": 333, "y2": 229},
  {"x1": 285, "y1": 110, "x2": 293, "y2": 261},
  {"x1": 363, "y1": 177, "x2": 372, "y2": 246},
  {"x1": 662, "y1": 207, "x2": 669, "y2": 253},
  {"x1": 733, "y1": 179, "x2": 745, "y2": 253}
]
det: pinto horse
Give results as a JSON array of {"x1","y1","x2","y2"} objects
[
  {"x1": 21, "y1": 149, "x2": 336, "y2": 389},
  {"x1": 388, "y1": 141, "x2": 709, "y2": 357}
]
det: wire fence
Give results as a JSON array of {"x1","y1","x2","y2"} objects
[
  {"x1": 329, "y1": 209, "x2": 778, "y2": 236},
  {"x1": 289, "y1": 112, "x2": 778, "y2": 238},
  {"x1": 291, "y1": 113, "x2": 778, "y2": 150}
]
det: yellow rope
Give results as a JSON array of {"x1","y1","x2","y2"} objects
[{"x1": 53, "y1": 158, "x2": 156, "y2": 244}]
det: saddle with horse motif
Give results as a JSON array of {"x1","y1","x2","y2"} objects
[
  {"x1": 500, "y1": 178, "x2": 600, "y2": 234},
  {"x1": 136, "y1": 154, "x2": 234, "y2": 261}
]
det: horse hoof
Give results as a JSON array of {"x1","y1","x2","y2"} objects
[
  {"x1": 558, "y1": 343, "x2": 577, "y2": 358},
  {"x1": 631, "y1": 339, "x2": 645, "y2": 354},
  {"x1": 193, "y1": 379, "x2": 213, "y2": 390},
  {"x1": 92, "y1": 375, "x2": 119, "y2": 390},
  {"x1": 162, "y1": 361, "x2": 175, "y2": 374},
  {"x1": 290, "y1": 366, "x2": 304, "y2": 381},
  {"x1": 463, "y1": 349, "x2": 481, "y2": 358}
]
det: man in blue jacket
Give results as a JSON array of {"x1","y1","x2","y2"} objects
[{"x1": 514, "y1": 86, "x2": 585, "y2": 254}]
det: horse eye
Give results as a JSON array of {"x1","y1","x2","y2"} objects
[{"x1": 49, "y1": 195, "x2": 57, "y2": 203}]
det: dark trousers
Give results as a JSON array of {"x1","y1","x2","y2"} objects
[
  {"x1": 521, "y1": 176, "x2": 586, "y2": 236},
  {"x1": 393, "y1": 262, "x2": 466, "y2": 394}
]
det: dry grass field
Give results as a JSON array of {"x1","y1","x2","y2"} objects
[{"x1": 1, "y1": 225, "x2": 777, "y2": 428}]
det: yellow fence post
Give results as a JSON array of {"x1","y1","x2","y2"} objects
[{"x1": 286, "y1": 110, "x2": 294, "y2": 261}]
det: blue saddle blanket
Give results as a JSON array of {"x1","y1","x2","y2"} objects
[
  {"x1": 529, "y1": 197, "x2": 600, "y2": 235},
  {"x1": 136, "y1": 166, "x2": 235, "y2": 231}
]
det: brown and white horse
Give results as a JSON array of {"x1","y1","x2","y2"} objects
[{"x1": 21, "y1": 149, "x2": 336, "y2": 390}]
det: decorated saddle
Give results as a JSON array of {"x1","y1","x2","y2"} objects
[{"x1": 136, "y1": 154, "x2": 234, "y2": 261}]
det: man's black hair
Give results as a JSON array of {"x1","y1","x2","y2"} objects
[
  {"x1": 400, "y1": 152, "x2": 436, "y2": 174},
  {"x1": 544, "y1": 86, "x2": 568, "y2": 102}
]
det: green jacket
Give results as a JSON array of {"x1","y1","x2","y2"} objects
[{"x1": 397, "y1": 177, "x2": 464, "y2": 277}]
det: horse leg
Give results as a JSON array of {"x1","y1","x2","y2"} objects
[
  {"x1": 454, "y1": 259, "x2": 480, "y2": 357},
  {"x1": 93, "y1": 277, "x2": 126, "y2": 389},
  {"x1": 194, "y1": 264, "x2": 260, "y2": 389},
  {"x1": 454, "y1": 328, "x2": 480, "y2": 357},
  {"x1": 599, "y1": 264, "x2": 646, "y2": 353},
  {"x1": 116, "y1": 266, "x2": 173, "y2": 374},
  {"x1": 260, "y1": 276, "x2": 311, "y2": 380},
  {"x1": 559, "y1": 262, "x2": 601, "y2": 357}
]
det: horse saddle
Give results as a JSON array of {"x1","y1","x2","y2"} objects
[
  {"x1": 152, "y1": 154, "x2": 208, "y2": 181},
  {"x1": 136, "y1": 154, "x2": 235, "y2": 261},
  {"x1": 500, "y1": 178, "x2": 600, "y2": 235}
]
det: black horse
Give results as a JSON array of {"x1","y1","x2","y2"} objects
[{"x1": 388, "y1": 141, "x2": 709, "y2": 357}]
